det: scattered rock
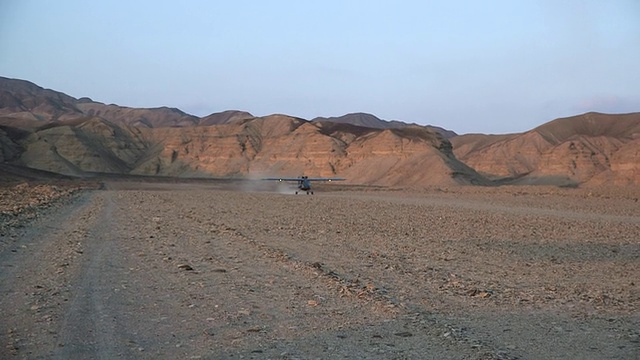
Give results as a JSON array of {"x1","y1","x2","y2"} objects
[
  {"x1": 394, "y1": 331, "x2": 413, "y2": 337},
  {"x1": 177, "y1": 264, "x2": 194, "y2": 271},
  {"x1": 468, "y1": 289, "x2": 493, "y2": 298}
]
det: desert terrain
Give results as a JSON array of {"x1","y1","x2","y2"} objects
[
  {"x1": 1, "y1": 180, "x2": 639, "y2": 359},
  {"x1": 3, "y1": 77, "x2": 639, "y2": 189}
]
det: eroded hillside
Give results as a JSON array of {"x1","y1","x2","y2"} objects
[
  {"x1": 2, "y1": 113, "x2": 485, "y2": 187},
  {"x1": 451, "y1": 112, "x2": 640, "y2": 186},
  {"x1": 2, "y1": 77, "x2": 639, "y2": 187}
]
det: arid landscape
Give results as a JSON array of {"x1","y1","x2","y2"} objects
[
  {"x1": 1, "y1": 180, "x2": 639, "y2": 359},
  {"x1": 1, "y1": 77, "x2": 640, "y2": 359},
  {"x1": 1, "y1": 77, "x2": 639, "y2": 188}
]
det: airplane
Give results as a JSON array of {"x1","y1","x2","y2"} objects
[{"x1": 263, "y1": 175, "x2": 345, "y2": 194}]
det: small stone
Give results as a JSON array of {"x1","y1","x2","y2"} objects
[
  {"x1": 394, "y1": 331, "x2": 413, "y2": 337},
  {"x1": 177, "y1": 264, "x2": 194, "y2": 271}
]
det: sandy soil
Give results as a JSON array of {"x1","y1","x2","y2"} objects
[{"x1": 1, "y1": 180, "x2": 639, "y2": 359}]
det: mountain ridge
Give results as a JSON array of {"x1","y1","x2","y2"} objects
[
  {"x1": 0, "y1": 77, "x2": 458, "y2": 134},
  {"x1": 312, "y1": 112, "x2": 458, "y2": 139},
  {"x1": 1, "y1": 76, "x2": 638, "y2": 187},
  {"x1": 451, "y1": 112, "x2": 640, "y2": 186}
]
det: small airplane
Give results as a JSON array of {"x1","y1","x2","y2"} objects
[{"x1": 263, "y1": 175, "x2": 345, "y2": 194}]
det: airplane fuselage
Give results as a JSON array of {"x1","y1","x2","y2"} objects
[
  {"x1": 263, "y1": 175, "x2": 344, "y2": 195},
  {"x1": 297, "y1": 178, "x2": 312, "y2": 191}
]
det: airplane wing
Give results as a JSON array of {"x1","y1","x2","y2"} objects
[
  {"x1": 263, "y1": 177, "x2": 304, "y2": 182},
  {"x1": 305, "y1": 178, "x2": 345, "y2": 182},
  {"x1": 262, "y1": 177, "x2": 345, "y2": 182}
]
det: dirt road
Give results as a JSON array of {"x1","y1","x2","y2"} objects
[{"x1": 1, "y1": 183, "x2": 639, "y2": 359}]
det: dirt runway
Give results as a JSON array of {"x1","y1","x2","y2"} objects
[{"x1": 1, "y1": 182, "x2": 639, "y2": 359}]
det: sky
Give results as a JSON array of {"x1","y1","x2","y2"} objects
[{"x1": 1, "y1": 0, "x2": 639, "y2": 134}]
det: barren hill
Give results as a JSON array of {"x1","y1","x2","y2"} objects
[
  {"x1": 313, "y1": 112, "x2": 405, "y2": 129},
  {"x1": 313, "y1": 112, "x2": 458, "y2": 138},
  {"x1": 0, "y1": 77, "x2": 241, "y2": 129},
  {"x1": 0, "y1": 77, "x2": 478, "y2": 187},
  {"x1": 2, "y1": 77, "x2": 639, "y2": 187},
  {"x1": 1, "y1": 113, "x2": 485, "y2": 187},
  {"x1": 0, "y1": 77, "x2": 83, "y2": 125},
  {"x1": 451, "y1": 112, "x2": 640, "y2": 186},
  {"x1": 75, "y1": 102, "x2": 200, "y2": 128},
  {"x1": 199, "y1": 110, "x2": 255, "y2": 125}
]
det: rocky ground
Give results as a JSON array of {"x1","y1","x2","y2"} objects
[{"x1": 0, "y1": 180, "x2": 639, "y2": 359}]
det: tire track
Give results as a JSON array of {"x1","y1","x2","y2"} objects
[
  {"x1": 52, "y1": 191, "x2": 135, "y2": 359},
  {"x1": 0, "y1": 191, "x2": 96, "y2": 358}
]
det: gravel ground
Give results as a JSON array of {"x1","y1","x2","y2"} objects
[{"x1": 0, "y1": 181, "x2": 639, "y2": 359}]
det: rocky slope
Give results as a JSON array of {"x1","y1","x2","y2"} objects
[
  {"x1": 0, "y1": 77, "x2": 479, "y2": 187},
  {"x1": 1, "y1": 76, "x2": 639, "y2": 187},
  {"x1": 313, "y1": 112, "x2": 458, "y2": 139},
  {"x1": 2, "y1": 114, "x2": 484, "y2": 187},
  {"x1": 451, "y1": 112, "x2": 640, "y2": 186},
  {"x1": 0, "y1": 77, "x2": 248, "y2": 129}
]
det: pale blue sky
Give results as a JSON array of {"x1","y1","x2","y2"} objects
[{"x1": 1, "y1": 0, "x2": 638, "y2": 134}]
